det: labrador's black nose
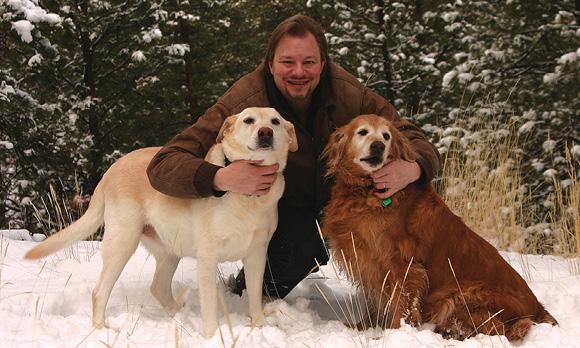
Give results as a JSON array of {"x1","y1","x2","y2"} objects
[{"x1": 258, "y1": 127, "x2": 273, "y2": 148}]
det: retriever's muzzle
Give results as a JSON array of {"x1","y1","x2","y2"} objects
[
  {"x1": 360, "y1": 140, "x2": 386, "y2": 167},
  {"x1": 257, "y1": 127, "x2": 274, "y2": 149}
]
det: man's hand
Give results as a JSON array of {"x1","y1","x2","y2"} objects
[
  {"x1": 213, "y1": 160, "x2": 279, "y2": 196},
  {"x1": 371, "y1": 160, "x2": 421, "y2": 199}
]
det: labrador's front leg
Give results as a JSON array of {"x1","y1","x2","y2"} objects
[
  {"x1": 243, "y1": 244, "x2": 268, "y2": 326},
  {"x1": 197, "y1": 255, "x2": 219, "y2": 338}
]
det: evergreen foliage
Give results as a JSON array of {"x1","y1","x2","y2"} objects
[{"x1": 1, "y1": 1, "x2": 578, "y2": 244}]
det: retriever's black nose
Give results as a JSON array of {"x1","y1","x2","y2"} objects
[
  {"x1": 370, "y1": 141, "x2": 385, "y2": 155},
  {"x1": 258, "y1": 127, "x2": 273, "y2": 148}
]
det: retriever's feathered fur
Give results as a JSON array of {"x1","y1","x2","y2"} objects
[{"x1": 321, "y1": 114, "x2": 557, "y2": 341}]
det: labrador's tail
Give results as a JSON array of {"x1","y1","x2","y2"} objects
[{"x1": 25, "y1": 183, "x2": 105, "y2": 259}]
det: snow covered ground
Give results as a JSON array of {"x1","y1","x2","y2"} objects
[{"x1": 1, "y1": 234, "x2": 579, "y2": 348}]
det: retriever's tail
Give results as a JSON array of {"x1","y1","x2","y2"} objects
[
  {"x1": 536, "y1": 303, "x2": 558, "y2": 326},
  {"x1": 507, "y1": 303, "x2": 558, "y2": 341},
  {"x1": 25, "y1": 184, "x2": 105, "y2": 260}
]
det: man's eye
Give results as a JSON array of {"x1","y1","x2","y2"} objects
[
  {"x1": 271, "y1": 118, "x2": 281, "y2": 125},
  {"x1": 243, "y1": 118, "x2": 255, "y2": 124},
  {"x1": 357, "y1": 129, "x2": 368, "y2": 136}
]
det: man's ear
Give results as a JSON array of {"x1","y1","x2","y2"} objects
[
  {"x1": 216, "y1": 115, "x2": 237, "y2": 143},
  {"x1": 284, "y1": 120, "x2": 299, "y2": 152},
  {"x1": 321, "y1": 127, "x2": 348, "y2": 177}
]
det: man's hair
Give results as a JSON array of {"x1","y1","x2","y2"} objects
[{"x1": 265, "y1": 14, "x2": 329, "y2": 64}]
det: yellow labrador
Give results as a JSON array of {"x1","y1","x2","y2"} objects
[{"x1": 25, "y1": 107, "x2": 297, "y2": 337}]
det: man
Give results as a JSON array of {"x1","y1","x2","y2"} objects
[{"x1": 147, "y1": 14, "x2": 441, "y2": 298}]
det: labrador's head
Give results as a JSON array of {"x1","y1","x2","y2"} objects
[
  {"x1": 216, "y1": 107, "x2": 298, "y2": 170},
  {"x1": 322, "y1": 114, "x2": 415, "y2": 179}
]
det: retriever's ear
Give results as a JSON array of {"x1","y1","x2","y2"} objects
[
  {"x1": 284, "y1": 120, "x2": 299, "y2": 152},
  {"x1": 391, "y1": 127, "x2": 416, "y2": 162},
  {"x1": 216, "y1": 115, "x2": 237, "y2": 143},
  {"x1": 321, "y1": 128, "x2": 348, "y2": 177}
]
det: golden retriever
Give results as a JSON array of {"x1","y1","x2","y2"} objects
[
  {"x1": 25, "y1": 107, "x2": 298, "y2": 338},
  {"x1": 321, "y1": 114, "x2": 557, "y2": 341}
]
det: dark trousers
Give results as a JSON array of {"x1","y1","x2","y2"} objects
[{"x1": 262, "y1": 225, "x2": 329, "y2": 297}]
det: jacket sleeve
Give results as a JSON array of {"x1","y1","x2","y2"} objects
[
  {"x1": 146, "y1": 103, "x2": 230, "y2": 198},
  {"x1": 361, "y1": 88, "x2": 441, "y2": 185}
]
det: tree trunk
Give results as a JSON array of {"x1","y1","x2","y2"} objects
[
  {"x1": 78, "y1": 0, "x2": 103, "y2": 192},
  {"x1": 415, "y1": 0, "x2": 423, "y2": 23},
  {"x1": 576, "y1": 0, "x2": 580, "y2": 27},
  {"x1": 179, "y1": 19, "x2": 198, "y2": 124},
  {"x1": 375, "y1": 0, "x2": 396, "y2": 102}
]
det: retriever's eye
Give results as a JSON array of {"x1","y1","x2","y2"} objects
[
  {"x1": 383, "y1": 132, "x2": 391, "y2": 141},
  {"x1": 271, "y1": 118, "x2": 280, "y2": 125},
  {"x1": 357, "y1": 129, "x2": 368, "y2": 136},
  {"x1": 243, "y1": 118, "x2": 255, "y2": 125}
]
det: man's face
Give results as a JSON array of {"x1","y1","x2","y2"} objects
[{"x1": 268, "y1": 32, "x2": 326, "y2": 105}]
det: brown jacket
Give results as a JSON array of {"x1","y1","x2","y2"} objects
[{"x1": 147, "y1": 62, "x2": 441, "y2": 281}]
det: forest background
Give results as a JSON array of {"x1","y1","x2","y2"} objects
[{"x1": 1, "y1": 0, "x2": 578, "y2": 256}]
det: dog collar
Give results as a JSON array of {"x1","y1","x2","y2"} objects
[{"x1": 367, "y1": 184, "x2": 392, "y2": 208}]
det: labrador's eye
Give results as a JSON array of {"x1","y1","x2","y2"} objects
[
  {"x1": 383, "y1": 132, "x2": 391, "y2": 141},
  {"x1": 357, "y1": 129, "x2": 368, "y2": 136},
  {"x1": 271, "y1": 118, "x2": 281, "y2": 125},
  {"x1": 243, "y1": 118, "x2": 255, "y2": 125}
]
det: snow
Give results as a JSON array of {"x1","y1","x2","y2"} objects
[
  {"x1": 132, "y1": 51, "x2": 147, "y2": 62},
  {"x1": 543, "y1": 168, "x2": 558, "y2": 179},
  {"x1": 484, "y1": 49, "x2": 505, "y2": 60},
  {"x1": 543, "y1": 139, "x2": 557, "y2": 153},
  {"x1": 6, "y1": 0, "x2": 61, "y2": 43},
  {"x1": 531, "y1": 159, "x2": 545, "y2": 172},
  {"x1": 1, "y1": 233, "x2": 579, "y2": 347},
  {"x1": 0, "y1": 141, "x2": 15, "y2": 149},
  {"x1": 441, "y1": 11, "x2": 459, "y2": 23},
  {"x1": 573, "y1": 145, "x2": 580, "y2": 158},
  {"x1": 11, "y1": 20, "x2": 34, "y2": 43},
  {"x1": 0, "y1": 229, "x2": 34, "y2": 241},
  {"x1": 27, "y1": 53, "x2": 43, "y2": 67},
  {"x1": 543, "y1": 72, "x2": 560, "y2": 84},
  {"x1": 167, "y1": 44, "x2": 190, "y2": 56},
  {"x1": 442, "y1": 70, "x2": 457, "y2": 88},
  {"x1": 518, "y1": 121, "x2": 536, "y2": 134},
  {"x1": 142, "y1": 28, "x2": 162, "y2": 43},
  {"x1": 557, "y1": 52, "x2": 577, "y2": 64},
  {"x1": 6, "y1": 0, "x2": 61, "y2": 23},
  {"x1": 457, "y1": 72, "x2": 473, "y2": 84}
]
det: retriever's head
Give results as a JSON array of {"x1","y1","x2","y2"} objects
[
  {"x1": 216, "y1": 107, "x2": 298, "y2": 170},
  {"x1": 322, "y1": 114, "x2": 415, "y2": 180}
]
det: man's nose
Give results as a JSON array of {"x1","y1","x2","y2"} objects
[{"x1": 292, "y1": 63, "x2": 305, "y2": 75}]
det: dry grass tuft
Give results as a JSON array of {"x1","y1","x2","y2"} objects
[
  {"x1": 438, "y1": 118, "x2": 526, "y2": 251},
  {"x1": 546, "y1": 148, "x2": 579, "y2": 273},
  {"x1": 30, "y1": 180, "x2": 98, "y2": 262},
  {"x1": 439, "y1": 119, "x2": 578, "y2": 260}
]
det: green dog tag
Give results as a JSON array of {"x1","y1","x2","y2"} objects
[{"x1": 381, "y1": 197, "x2": 392, "y2": 208}]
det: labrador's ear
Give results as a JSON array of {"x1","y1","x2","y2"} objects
[
  {"x1": 321, "y1": 127, "x2": 348, "y2": 177},
  {"x1": 284, "y1": 120, "x2": 299, "y2": 152},
  {"x1": 216, "y1": 115, "x2": 238, "y2": 143},
  {"x1": 390, "y1": 126, "x2": 416, "y2": 162}
]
